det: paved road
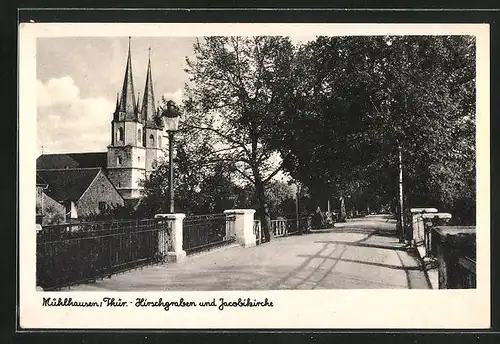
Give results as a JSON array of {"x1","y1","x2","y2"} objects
[{"x1": 70, "y1": 215, "x2": 430, "y2": 291}]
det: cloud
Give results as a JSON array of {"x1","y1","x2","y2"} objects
[
  {"x1": 37, "y1": 76, "x2": 114, "y2": 154},
  {"x1": 289, "y1": 36, "x2": 317, "y2": 46},
  {"x1": 161, "y1": 89, "x2": 183, "y2": 105},
  {"x1": 37, "y1": 76, "x2": 80, "y2": 107}
]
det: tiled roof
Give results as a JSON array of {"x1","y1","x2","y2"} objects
[
  {"x1": 36, "y1": 152, "x2": 107, "y2": 170},
  {"x1": 36, "y1": 168, "x2": 102, "y2": 203}
]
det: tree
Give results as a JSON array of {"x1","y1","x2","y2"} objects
[
  {"x1": 140, "y1": 109, "x2": 241, "y2": 216},
  {"x1": 268, "y1": 36, "x2": 476, "y2": 227},
  {"x1": 183, "y1": 36, "x2": 297, "y2": 241}
]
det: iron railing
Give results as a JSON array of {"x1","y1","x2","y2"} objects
[
  {"x1": 254, "y1": 216, "x2": 311, "y2": 245},
  {"x1": 36, "y1": 218, "x2": 173, "y2": 290},
  {"x1": 254, "y1": 220, "x2": 262, "y2": 245},
  {"x1": 183, "y1": 213, "x2": 235, "y2": 254},
  {"x1": 271, "y1": 217, "x2": 311, "y2": 237}
]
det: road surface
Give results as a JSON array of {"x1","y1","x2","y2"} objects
[{"x1": 69, "y1": 215, "x2": 430, "y2": 291}]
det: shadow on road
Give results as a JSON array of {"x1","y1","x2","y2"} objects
[{"x1": 314, "y1": 240, "x2": 408, "y2": 252}]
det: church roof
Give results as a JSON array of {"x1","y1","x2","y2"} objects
[
  {"x1": 141, "y1": 49, "x2": 162, "y2": 129},
  {"x1": 36, "y1": 168, "x2": 102, "y2": 203},
  {"x1": 37, "y1": 152, "x2": 107, "y2": 170}
]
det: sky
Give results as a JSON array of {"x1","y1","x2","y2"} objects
[
  {"x1": 36, "y1": 36, "x2": 312, "y2": 157},
  {"x1": 36, "y1": 36, "x2": 197, "y2": 155}
]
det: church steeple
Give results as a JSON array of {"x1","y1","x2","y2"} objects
[
  {"x1": 136, "y1": 91, "x2": 141, "y2": 113},
  {"x1": 118, "y1": 37, "x2": 138, "y2": 121},
  {"x1": 113, "y1": 92, "x2": 120, "y2": 121},
  {"x1": 142, "y1": 47, "x2": 159, "y2": 128}
]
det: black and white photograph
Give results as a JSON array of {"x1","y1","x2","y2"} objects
[{"x1": 19, "y1": 22, "x2": 490, "y2": 329}]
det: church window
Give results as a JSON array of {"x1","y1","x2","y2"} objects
[
  {"x1": 138, "y1": 156, "x2": 141, "y2": 163},
  {"x1": 117, "y1": 156, "x2": 122, "y2": 165},
  {"x1": 138, "y1": 129, "x2": 142, "y2": 145},
  {"x1": 118, "y1": 127, "x2": 124, "y2": 141},
  {"x1": 149, "y1": 134, "x2": 155, "y2": 147}
]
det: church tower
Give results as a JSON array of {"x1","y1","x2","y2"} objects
[
  {"x1": 107, "y1": 38, "x2": 146, "y2": 200},
  {"x1": 141, "y1": 48, "x2": 166, "y2": 178}
]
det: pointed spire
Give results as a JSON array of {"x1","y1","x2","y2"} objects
[
  {"x1": 142, "y1": 47, "x2": 158, "y2": 127},
  {"x1": 136, "y1": 91, "x2": 141, "y2": 112},
  {"x1": 114, "y1": 92, "x2": 120, "y2": 111},
  {"x1": 118, "y1": 36, "x2": 137, "y2": 120}
]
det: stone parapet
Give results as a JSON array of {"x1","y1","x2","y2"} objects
[
  {"x1": 409, "y1": 207, "x2": 438, "y2": 247},
  {"x1": 432, "y1": 226, "x2": 476, "y2": 289}
]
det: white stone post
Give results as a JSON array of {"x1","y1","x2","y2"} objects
[
  {"x1": 421, "y1": 212, "x2": 452, "y2": 257},
  {"x1": 223, "y1": 209, "x2": 256, "y2": 248},
  {"x1": 409, "y1": 208, "x2": 438, "y2": 247},
  {"x1": 155, "y1": 213, "x2": 186, "y2": 263}
]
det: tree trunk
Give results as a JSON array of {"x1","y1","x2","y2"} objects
[
  {"x1": 255, "y1": 175, "x2": 272, "y2": 242},
  {"x1": 339, "y1": 196, "x2": 346, "y2": 222}
]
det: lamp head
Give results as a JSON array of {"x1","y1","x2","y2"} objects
[{"x1": 159, "y1": 100, "x2": 181, "y2": 131}]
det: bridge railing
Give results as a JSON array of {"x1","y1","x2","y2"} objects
[
  {"x1": 37, "y1": 209, "x2": 314, "y2": 288},
  {"x1": 183, "y1": 213, "x2": 236, "y2": 255},
  {"x1": 431, "y1": 226, "x2": 476, "y2": 289},
  {"x1": 408, "y1": 207, "x2": 476, "y2": 289},
  {"x1": 36, "y1": 218, "x2": 173, "y2": 290},
  {"x1": 253, "y1": 220, "x2": 262, "y2": 245},
  {"x1": 253, "y1": 216, "x2": 312, "y2": 245}
]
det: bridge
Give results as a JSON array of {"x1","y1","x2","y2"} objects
[{"x1": 65, "y1": 214, "x2": 430, "y2": 291}]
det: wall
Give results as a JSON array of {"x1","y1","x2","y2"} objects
[
  {"x1": 77, "y1": 170, "x2": 125, "y2": 216},
  {"x1": 124, "y1": 121, "x2": 144, "y2": 147},
  {"x1": 36, "y1": 186, "x2": 43, "y2": 216},
  {"x1": 112, "y1": 122, "x2": 125, "y2": 146},
  {"x1": 107, "y1": 145, "x2": 146, "y2": 199}
]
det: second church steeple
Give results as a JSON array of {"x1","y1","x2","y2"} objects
[
  {"x1": 141, "y1": 47, "x2": 161, "y2": 128},
  {"x1": 118, "y1": 37, "x2": 139, "y2": 121}
]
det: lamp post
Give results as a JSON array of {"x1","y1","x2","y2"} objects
[{"x1": 159, "y1": 100, "x2": 181, "y2": 213}]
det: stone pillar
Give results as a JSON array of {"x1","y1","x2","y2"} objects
[
  {"x1": 409, "y1": 208, "x2": 438, "y2": 247},
  {"x1": 223, "y1": 209, "x2": 256, "y2": 248},
  {"x1": 154, "y1": 213, "x2": 186, "y2": 263},
  {"x1": 421, "y1": 212, "x2": 452, "y2": 257},
  {"x1": 224, "y1": 212, "x2": 237, "y2": 240},
  {"x1": 432, "y1": 226, "x2": 476, "y2": 289}
]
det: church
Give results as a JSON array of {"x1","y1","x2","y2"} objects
[{"x1": 36, "y1": 39, "x2": 167, "y2": 224}]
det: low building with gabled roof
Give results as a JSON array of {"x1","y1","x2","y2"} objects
[{"x1": 36, "y1": 168, "x2": 124, "y2": 221}]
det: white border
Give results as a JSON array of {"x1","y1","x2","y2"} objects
[{"x1": 19, "y1": 23, "x2": 490, "y2": 329}]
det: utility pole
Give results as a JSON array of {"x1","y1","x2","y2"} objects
[
  {"x1": 296, "y1": 183, "x2": 300, "y2": 234},
  {"x1": 397, "y1": 143, "x2": 405, "y2": 243}
]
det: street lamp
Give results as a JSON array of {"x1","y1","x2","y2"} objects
[{"x1": 159, "y1": 100, "x2": 181, "y2": 213}]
